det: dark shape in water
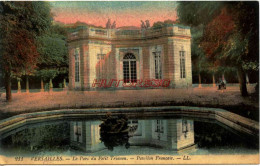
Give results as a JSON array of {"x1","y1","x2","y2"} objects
[{"x1": 99, "y1": 114, "x2": 130, "y2": 151}]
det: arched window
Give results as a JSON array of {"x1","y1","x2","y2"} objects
[
  {"x1": 75, "y1": 48, "x2": 80, "y2": 82},
  {"x1": 123, "y1": 53, "x2": 137, "y2": 83}
]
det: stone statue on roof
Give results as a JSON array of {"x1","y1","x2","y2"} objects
[
  {"x1": 111, "y1": 21, "x2": 116, "y2": 29},
  {"x1": 106, "y1": 18, "x2": 111, "y2": 29},
  {"x1": 141, "y1": 20, "x2": 146, "y2": 29},
  {"x1": 145, "y1": 20, "x2": 150, "y2": 28}
]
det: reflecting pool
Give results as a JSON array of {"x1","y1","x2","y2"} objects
[{"x1": 0, "y1": 115, "x2": 258, "y2": 157}]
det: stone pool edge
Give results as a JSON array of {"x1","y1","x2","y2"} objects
[{"x1": 0, "y1": 106, "x2": 259, "y2": 137}]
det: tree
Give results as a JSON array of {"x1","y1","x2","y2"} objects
[
  {"x1": 202, "y1": 2, "x2": 258, "y2": 96},
  {"x1": 177, "y1": 2, "x2": 224, "y2": 87},
  {"x1": 177, "y1": 2, "x2": 224, "y2": 27},
  {"x1": 152, "y1": 19, "x2": 178, "y2": 29},
  {"x1": 0, "y1": 2, "x2": 52, "y2": 101},
  {"x1": 36, "y1": 24, "x2": 68, "y2": 92},
  {"x1": 36, "y1": 69, "x2": 58, "y2": 91},
  {"x1": 200, "y1": 7, "x2": 235, "y2": 87},
  {"x1": 228, "y1": 2, "x2": 259, "y2": 95},
  {"x1": 177, "y1": 1, "x2": 259, "y2": 96},
  {"x1": 190, "y1": 25, "x2": 210, "y2": 87}
]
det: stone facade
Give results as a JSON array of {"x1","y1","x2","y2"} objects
[{"x1": 68, "y1": 24, "x2": 192, "y2": 90}]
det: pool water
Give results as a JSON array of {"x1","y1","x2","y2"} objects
[{"x1": 0, "y1": 115, "x2": 258, "y2": 156}]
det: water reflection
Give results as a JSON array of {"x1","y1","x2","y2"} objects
[
  {"x1": 99, "y1": 114, "x2": 129, "y2": 151},
  {"x1": 1, "y1": 122, "x2": 70, "y2": 151},
  {"x1": 0, "y1": 116, "x2": 258, "y2": 156},
  {"x1": 128, "y1": 119, "x2": 195, "y2": 151},
  {"x1": 70, "y1": 117, "x2": 195, "y2": 153}
]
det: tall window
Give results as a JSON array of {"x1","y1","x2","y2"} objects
[
  {"x1": 73, "y1": 122, "x2": 82, "y2": 143},
  {"x1": 97, "y1": 54, "x2": 105, "y2": 80},
  {"x1": 123, "y1": 53, "x2": 137, "y2": 83},
  {"x1": 179, "y1": 51, "x2": 186, "y2": 78},
  {"x1": 75, "y1": 48, "x2": 80, "y2": 82},
  {"x1": 155, "y1": 120, "x2": 164, "y2": 133},
  {"x1": 153, "y1": 51, "x2": 162, "y2": 79},
  {"x1": 154, "y1": 120, "x2": 164, "y2": 140},
  {"x1": 182, "y1": 119, "x2": 188, "y2": 138}
]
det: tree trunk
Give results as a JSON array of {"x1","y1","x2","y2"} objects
[
  {"x1": 237, "y1": 66, "x2": 248, "y2": 96},
  {"x1": 246, "y1": 73, "x2": 249, "y2": 84},
  {"x1": 198, "y1": 73, "x2": 202, "y2": 88},
  {"x1": 63, "y1": 78, "x2": 66, "y2": 89},
  {"x1": 5, "y1": 72, "x2": 12, "y2": 102},
  {"x1": 17, "y1": 78, "x2": 21, "y2": 93},
  {"x1": 40, "y1": 78, "x2": 44, "y2": 92},
  {"x1": 212, "y1": 74, "x2": 216, "y2": 87},
  {"x1": 49, "y1": 78, "x2": 53, "y2": 92},
  {"x1": 222, "y1": 73, "x2": 225, "y2": 80},
  {"x1": 26, "y1": 75, "x2": 29, "y2": 93}
]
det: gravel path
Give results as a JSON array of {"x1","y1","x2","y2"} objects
[{"x1": 0, "y1": 85, "x2": 258, "y2": 114}]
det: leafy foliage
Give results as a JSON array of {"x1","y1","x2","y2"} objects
[
  {"x1": 0, "y1": 1, "x2": 52, "y2": 100},
  {"x1": 177, "y1": 2, "x2": 224, "y2": 26},
  {"x1": 190, "y1": 25, "x2": 209, "y2": 73},
  {"x1": 36, "y1": 25, "x2": 68, "y2": 81},
  {"x1": 152, "y1": 19, "x2": 178, "y2": 29},
  {"x1": 201, "y1": 8, "x2": 235, "y2": 60},
  {"x1": 178, "y1": 1, "x2": 258, "y2": 71},
  {"x1": 177, "y1": 1, "x2": 259, "y2": 95},
  {"x1": 0, "y1": 2, "x2": 51, "y2": 74},
  {"x1": 3, "y1": 123, "x2": 70, "y2": 151}
]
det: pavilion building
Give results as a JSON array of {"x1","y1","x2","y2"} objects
[{"x1": 67, "y1": 24, "x2": 192, "y2": 90}]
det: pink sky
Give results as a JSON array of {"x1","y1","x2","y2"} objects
[{"x1": 51, "y1": 2, "x2": 178, "y2": 27}]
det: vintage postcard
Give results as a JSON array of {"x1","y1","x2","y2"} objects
[{"x1": 0, "y1": 1, "x2": 259, "y2": 165}]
